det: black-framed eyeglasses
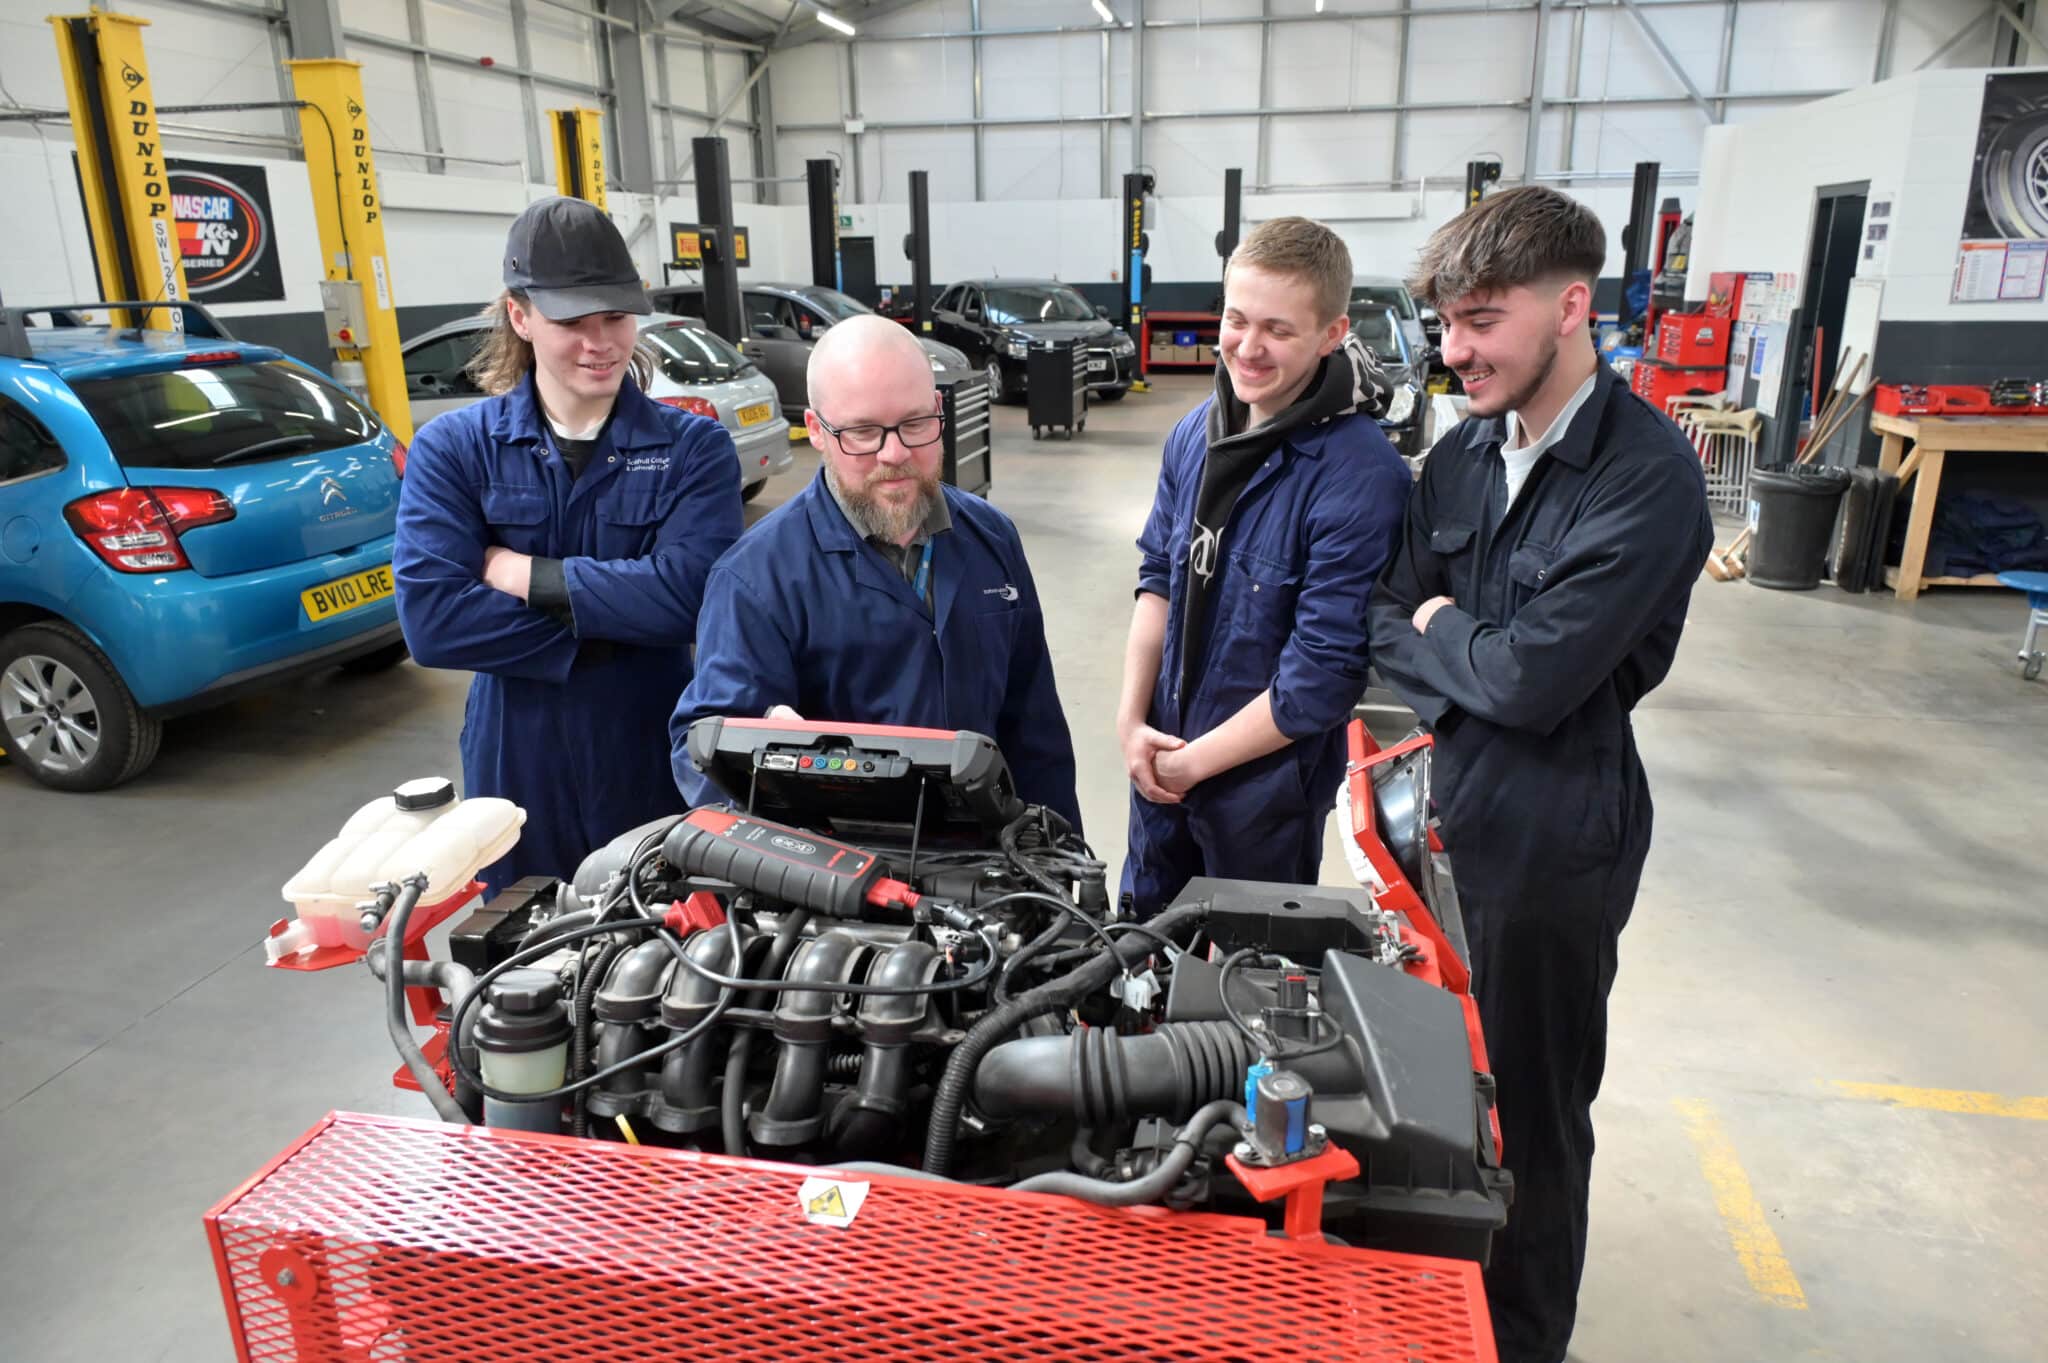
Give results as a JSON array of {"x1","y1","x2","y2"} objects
[{"x1": 813, "y1": 412, "x2": 946, "y2": 456}]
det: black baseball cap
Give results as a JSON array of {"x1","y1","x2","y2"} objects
[{"x1": 503, "y1": 196, "x2": 651, "y2": 320}]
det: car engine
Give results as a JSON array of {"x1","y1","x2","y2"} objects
[{"x1": 335, "y1": 718, "x2": 1509, "y2": 1262}]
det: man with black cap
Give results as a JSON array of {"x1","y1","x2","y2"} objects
[{"x1": 395, "y1": 195, "x2": 743, "y2": 893}]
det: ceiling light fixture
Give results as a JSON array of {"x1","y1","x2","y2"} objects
[
  {"x1": 1092, "y1": 0, "x2": 1116, "y2": 23},
  {"x1": 815, "y1": 6, "x2": 856, "y2": 36}
]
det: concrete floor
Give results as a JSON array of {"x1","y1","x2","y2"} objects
[{"x1": 2, "y1": 373, "x2": 2043, "y2": 1360}]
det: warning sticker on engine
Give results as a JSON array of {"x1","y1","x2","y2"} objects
[{"x1": 798, "y1": 1177, "x2": 870, "y2": 1229}]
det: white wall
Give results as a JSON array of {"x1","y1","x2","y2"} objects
[
  {"x1": 775, "y1": 0, "x2": 2004, "y2": 206},
  {"x1": 1687, "y1": 66, "x2": 2048, "y2": 325}
]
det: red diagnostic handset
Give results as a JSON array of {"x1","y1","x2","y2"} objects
[{"x1": 661, "y1": 808, "x2": 920, "y2": 918}]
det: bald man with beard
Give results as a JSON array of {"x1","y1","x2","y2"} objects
[{"x1": 669, "y1": 315, "x2": 1081, "y2": 825}]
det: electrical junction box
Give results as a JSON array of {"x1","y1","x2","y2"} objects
[{"x1": 319, "y1": 279, "x2": 370, "y2": 350}]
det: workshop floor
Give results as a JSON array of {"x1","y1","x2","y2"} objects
[{"x1": 2, "y1": 374, "x2": 2042, "y2": 1361}]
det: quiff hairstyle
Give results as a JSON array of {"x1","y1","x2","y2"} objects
[
  {"x1": 1225, "y1": 216, "x2": 1353, "y2": 324},
  {"x1": 1407, "y1": 185, "x2": 1606, "y2": 308}
]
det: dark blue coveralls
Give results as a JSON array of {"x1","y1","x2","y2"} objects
[
  {"x1": 1368, "y1": 363, "x2": 1712, "y2": 1363},
  {"x1": 670, "y1": 473, "x2": 1080, "y2": 828},
  {"x1": 395, "y1": 374, "x2": 742, "y2": 894},
  {"x1": 1123, "y1": 400, "x2": 1410, "y2": 915}
]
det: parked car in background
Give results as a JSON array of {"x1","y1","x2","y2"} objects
[
  {"x1": 1352, "y1": 275, "x2": 1431, "y2": 387},
  {"x1": 0, "y1": 302, "x2": 405, "y2": 791},
  {"x1": 1347, "y1": 304, "x2": 1426, "y2": 462},
  {"x1": 648, "y1": 281, "x2": 971, "y2": 421},
  {"x1": 400, "y1": 312, "x2": 793, "y2": 502},
  {"x1": 931, "y1": 279, "x2": 1137, "y2": 402}
]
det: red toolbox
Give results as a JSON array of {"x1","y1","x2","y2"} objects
[
  {"x1": 1655, "y1": 311, "x2": 1731, "y2": 367},
  {"x1": 1631, "y1": 357, "x2": 1725, "y2": 410},
  {"x1": 1703, "y1": 272, "x2": 1746, "y2": 318}
]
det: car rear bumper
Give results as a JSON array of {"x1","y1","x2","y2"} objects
[
  {"x1": 732, "y1": 418, "x2": 795, "y2": 487},
  {"x1": 81, "y1": 532, "x2": 402, "y2": 710}
]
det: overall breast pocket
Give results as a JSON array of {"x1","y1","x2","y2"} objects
[
  {"x1": 480, "y1": 484, "x2": 548, "y2": 557},
  {"x1": 1507, "y1": 540, "x2": 1557, "y2": 612},
  {"x1": 1429, "y1": 522, "x2": 1477, "y2": 595},
  {"x1": 1208, "y1": 550, "x2": 1301, "y2": 691},
  {"x1": 596, "y1": 489, "x2": 670, "y2": 559}
]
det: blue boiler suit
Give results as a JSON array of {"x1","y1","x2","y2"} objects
[
  {"x1": 1368, "y1": 363, "x2": 1711, "y2": 1363},
  {"x1": 670, "y1": 473, "x2": 1080, "y2": 829},
  {"x1": 395, "y1": 375, "x2": 742, "y2": 894},
  {"x1": 1124, "y1": 400, "x2": 1410, "y2": 915}
]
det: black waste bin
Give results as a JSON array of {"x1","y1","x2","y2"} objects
[{"x1": 1747, "y1": 463, "x2": 1851, "y2": 590}]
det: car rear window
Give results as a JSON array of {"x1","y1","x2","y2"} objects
[
  {"x1": 1346, "y1": 307, "x2": 1403, "y2": 357},
  {"x1": 1352, "y1": 286, "x2": 1417, "y2": 320},
  {"x1": 70, "y1": 359, "x2": 380, "y2": 470},
  {"x1": 640, "y1": 322, "x2": 752, "y2": 385}
]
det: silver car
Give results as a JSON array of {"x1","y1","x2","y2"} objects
[{"x1": 398, "y1": 312, "x2": 794, "y2": 501}]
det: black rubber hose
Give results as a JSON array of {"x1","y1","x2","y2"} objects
[
  {"x1": 570, "y1": 940, "x2": 628, "y2": 1137},
  {"x1": 972, "y1": 1020, "x2": 1257, "y2": 1125},
  {"x1": 994, "y1": 908, "x2": 1072, "y2": 1005},
  {"x1": 378, "y1": 876, "x2": 469, "y2": 1124},
  {"x1": 922, "y1": 898, "x2": 1210, "y2": 1176},
  {"x1": 1009, "y1": 1099, "x2": 1248, "y2": 1206},
  {"x1": 366, "y1": 940, "x2": 481, "y2": 1121},
  {"x1": 718, "y1": 909, "x2": 811, "y2": 1158}
]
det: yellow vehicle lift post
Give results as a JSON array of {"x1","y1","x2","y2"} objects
[
  {"x1": 550, "y1": 107, "x2": 607, "y2": 208},
  {"x1": 49, "y1": 11, "x2": 189, "y2": 333},
  {"x1": 286, "y1": 59, "x2": 412, "y2": 443}
]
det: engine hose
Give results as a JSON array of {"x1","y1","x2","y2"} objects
[
  {"x1": 570, "y1": 940, "x2": 628, "y2": 1137},
  {"x1": 719, "y1": 909, "x2": 812, "y2": 1158},
  {"x1": 1070, "y1": 1128, "x2": 1113, "y2": 1179},
  {"x1": 922, "y1": 898, "x2": 1210, "y2": 1176},
  {"x1": 366, "y1": 939, "x2": 481, "y2": 1119},
  {"x1": 994, "y1": 909, "x2": 1073, "y2": 1005},
  {"x1": 1009, "y1": 1099, "x2": 1248, "y2": 1206},
  {"x1": 378, "y1": 876, "x2": 469, "y2": 1124},
  {"x1": 1002, "y1": 814, "x2": 1069, "y2": 898},
  {"x1": 973, "y1": 1021, "x2": 1257, "y2": 1126},
  {"x1": 520, "y1": 906, "x2": 599, "y2": 952}
]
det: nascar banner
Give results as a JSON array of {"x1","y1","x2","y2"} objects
[{"x1": 167, "y1": 158, "x2": 284, "y2": 303}]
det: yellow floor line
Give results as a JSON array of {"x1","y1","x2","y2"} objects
[
  {"x1": 1673, "y1": 1098, "x2": 1809, "y2": 1310},
  {"x1": 1832, "y1": 1082, "x2": 2048, "y2": 1121}
]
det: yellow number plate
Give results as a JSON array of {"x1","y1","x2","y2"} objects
[
  {"x1": 302, "y1": 564, "x2": 394, "y2": 622},
  {"x1": 737, "y1": 402, "x2": 773, "y2": 427}
]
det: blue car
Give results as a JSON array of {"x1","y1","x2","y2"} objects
[{"x1": 0, "y1": 301, "x2": 405, "y2": 791}]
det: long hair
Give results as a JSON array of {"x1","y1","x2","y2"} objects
[{"x1": 466, "y1": 288, "x2": 655, "y2": 396}]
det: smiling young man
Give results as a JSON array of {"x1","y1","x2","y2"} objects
[
  {"x1": 1117, "y1": 216, "x2": 1409, "y2": 915},
  {"x1": 670, "y1": 315, "x2": 1079, "y2": 827},
  {"x1": 395, "y1": 196, "x2": 742, "y2": 894},
  {"x1": 1367, "y1": 187, "x2": 1712, "y2": 1363}
]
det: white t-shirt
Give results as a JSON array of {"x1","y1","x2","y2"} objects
[{"x1": 1501, "y1": 370, "x2": 1600, "y2": 517}]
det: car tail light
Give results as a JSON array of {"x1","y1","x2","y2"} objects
[
  {"x1": 658, "y1": 395, "x2": 720, "y2": 420},
  {"x1": 182, "y1": 351, "x2": 240, "y2": 366},
  {"x1": 64, "y1": 486, "x2": 235, "y2": 573},
  {"x1": 391, "y1": 440, "x2": 408, "y2": 478}
]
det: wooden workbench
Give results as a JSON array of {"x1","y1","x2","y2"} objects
[{"x1": 1872, "y1": 411, "x2": 2048, "y2": 601}]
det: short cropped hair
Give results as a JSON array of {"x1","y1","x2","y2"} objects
[
  {"x1": 1226, "y1": 216, "x2": 1353, "y2": 324},
  {"x1": 1408, "y1": 186, "x2": 1606, "y2": 308}
]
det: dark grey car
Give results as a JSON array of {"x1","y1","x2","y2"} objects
[
  {"x1": 1348, "y1": 304, "x2": 1427, "y2": 461},
  {"x1": 931, "y1": 278, "x2": 1139, "y2": 402},
  {"x1": 649, "y1": 281, "x2": 970, "y2": 421}
]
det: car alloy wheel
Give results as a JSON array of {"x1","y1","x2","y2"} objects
[{"x1": 2, "y1": 653, "x2": 101, "y2": 776}]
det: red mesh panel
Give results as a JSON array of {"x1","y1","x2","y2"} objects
[{"x1": 208, "y1": 1112, "x2": 1495, "y2": 1363}]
